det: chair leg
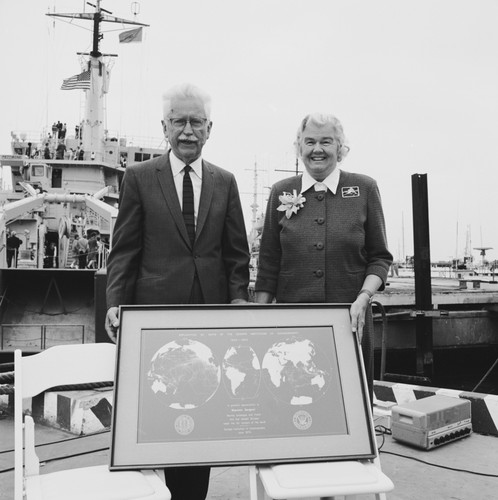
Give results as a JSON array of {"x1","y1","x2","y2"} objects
[
  {"x1": 249, "y1": 466, "x2": 270, "y2": 500},
  {"x1": 153, "y1": 468, "x2": 166, "y2": 484}
]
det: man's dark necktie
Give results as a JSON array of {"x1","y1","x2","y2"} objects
[{"x1": 182, "y1": 165, "x2": 195, "y2": 246}]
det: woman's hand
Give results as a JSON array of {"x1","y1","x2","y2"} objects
[
  {"x1": 350, "y1": 292, "x2": 371, "y2": 343},
  {"x1": 350, "y1": 275, "x2": 382, "y2": 342}
]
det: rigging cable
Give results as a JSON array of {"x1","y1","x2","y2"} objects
[{"x1": 472, "y1": 354, "x2": 498, "y2": 392}]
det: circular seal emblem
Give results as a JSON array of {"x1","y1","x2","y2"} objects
[
  {"x1": 292, "y1": 410, "x2": 312, "y2": 431},
  {"x1": 174, "y1": 414, "x2": 195, "y2": 436}
]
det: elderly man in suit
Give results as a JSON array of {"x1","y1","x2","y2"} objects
[{"x1": 105, "y1": 83, "x2": 250, "y2": 500}]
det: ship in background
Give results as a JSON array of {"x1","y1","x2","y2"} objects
[{"x1": 0, "y1": 1, "x2": 164, "y2": 357}]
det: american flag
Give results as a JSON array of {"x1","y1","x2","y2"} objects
[{"x1": 61, "y1": 70, "x2": 91, "y2": 91}]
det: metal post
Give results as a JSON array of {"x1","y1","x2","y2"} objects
[
  {"x1": 41, "y1": 324, "x2": 46, "y2": 350},
  {"x1": 411, "y1": 174, "x2": 434, "y2": 381}
]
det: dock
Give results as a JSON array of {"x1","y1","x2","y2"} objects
[{"x1": 371, "y1": 276, "x2": 498, "y2": 395}]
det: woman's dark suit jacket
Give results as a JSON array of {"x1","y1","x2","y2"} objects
[
  {"x1": 106, "y1": 153, "x2": 250, "y2": 308},
  {"x1": 256, "y1": 170, "x2": 392, "y2": 303}
]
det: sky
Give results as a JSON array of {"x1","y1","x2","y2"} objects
[{"x1": 1, "y1": 0, "x2": 498, "y2": 263}]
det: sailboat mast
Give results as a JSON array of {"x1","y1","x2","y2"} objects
[{"x1": 251, "y1": 159, "x2": 259, "y2": 228}]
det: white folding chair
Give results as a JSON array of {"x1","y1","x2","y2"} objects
[
  {"x1": 14, "y1": 343, "x2": 171, "y2": 500},
  {"x1": 249, "y1": 389, "x2": 393, "y2": 500},
  {"x1": 249, "y1": 456, "x2": 394, "y2": 499}
]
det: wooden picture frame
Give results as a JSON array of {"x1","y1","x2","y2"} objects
[{"x1": 110, "y1": 304, "x2": 376, "y2": 470}]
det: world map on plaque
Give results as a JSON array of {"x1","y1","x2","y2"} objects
[
  {"x1": 148, "y1": 339, "x2": 221, "y2": 409},
  {"x1": 222, "y1": 345, "x2": 261, "y2": 399},
  {"x1": 262, "y1": 338, "x2": 330, "y2": 405},
  {"x1": 147, "y1": 335, "x2": 332, "y2": 409}
]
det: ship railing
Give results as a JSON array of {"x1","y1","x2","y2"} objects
[
  {"x1": 75, "y1": 246, "x2": 109, "y2": 270},
  {"x1": 0, "y1": 323, "x2": 86, "y2": 351},
  {"x1": 10, "y1": 130, "x2": 48, "y2": 145},
  {"x1": 106, "y1": 132, "x2": 166, "y2": 150},
  {"x1": 97, "y1": 246, "x2": 109, "y2": 270},
  {"x1": 85, "y1": 207, "x2": 112, "y2": 234},
  {"x1": 59, "y1": 239, "x2": 109, "y2": 270},
  {"x1": 11, "y1": 130, "x2": 166, "y2": 159}
]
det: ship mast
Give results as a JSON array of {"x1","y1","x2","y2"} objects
[{"x1": 47, "y1": 1, "x2": 148, "y2": 162}]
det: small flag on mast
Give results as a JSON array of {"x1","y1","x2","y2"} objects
[
  {"x1": 61, "y1": 70, "x2": 91, "y2": 90},
  {"x1": 119, "y1": 27, "x2": 143, "y2": 43}
]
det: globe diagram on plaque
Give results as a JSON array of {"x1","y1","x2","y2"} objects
[
  {"x1": 262, "y1": 337, "x2": 330, "y2": 405},
  {"x1": 148, "y1": 339, "x2": 221, "y2": 409},
  {"x1": 222, "y1": 346, "x2": 261, "y2": 399}
]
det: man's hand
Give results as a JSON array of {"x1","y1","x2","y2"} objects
[{"x1": 105, "y1": 306, "x2": 120, "y2": 343}]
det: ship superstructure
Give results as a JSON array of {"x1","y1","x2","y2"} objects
[
  {"x1": 0, "y1": 1, "x2": 164, "y2": 271},
  {"x1": 0, "y1": 1, "x2": 163, "y2": 352}
]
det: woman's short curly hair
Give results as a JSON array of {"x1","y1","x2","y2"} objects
[{"x1": 295, "y1": 113, "x2": 350, "y2": 162}]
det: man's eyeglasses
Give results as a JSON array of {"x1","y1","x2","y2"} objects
[{"x1": 169, "y1": 117, "x2": 208, "y2": 130}]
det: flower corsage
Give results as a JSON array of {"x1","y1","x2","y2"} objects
[{"x1": 277, "y1": 190, "x2": 306, "y2": 219}]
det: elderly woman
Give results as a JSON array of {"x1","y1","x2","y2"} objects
[{"x1": 255, "y1": 113, "x2": 393, "y2": 396}]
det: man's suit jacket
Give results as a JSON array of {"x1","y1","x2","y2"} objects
[{"x1": 106, "y1": 153, "x2": 250, "y2": 307}]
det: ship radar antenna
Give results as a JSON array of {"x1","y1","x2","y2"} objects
[{"x1": 474, "y1": 247, "x2": 493, "y2": 267}]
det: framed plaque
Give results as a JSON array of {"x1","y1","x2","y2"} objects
[{"x1": 110, "y1": 304, "x2": 376, "y2": 469}]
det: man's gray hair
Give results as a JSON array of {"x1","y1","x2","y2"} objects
[
  {"x1": 162, "y1": 83, "x2": 212, "y2": 119},
  {"x1": 295, "y1": 113, "x2": 350, "y2": 161}
]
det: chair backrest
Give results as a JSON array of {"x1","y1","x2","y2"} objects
[
  {"x1": 14, "y1": 343, "x2": 116, "y2": 500},
  {"x1": 16, "y1": 343, "x2": 116, "y2": 398}
]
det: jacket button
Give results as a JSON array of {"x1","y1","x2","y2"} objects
[
  {"x1": 315, "y1": 269, "x2": 324, "y2": 278},
  {"x1": 315, "y1": 242, "x2": 324, "y2": 250},
  {"x1": 317, "y1": 194, "x2": 324, "y2": 201},
  {"x1": 317, "y1": 217, "x2": 325, "y2": 225}
]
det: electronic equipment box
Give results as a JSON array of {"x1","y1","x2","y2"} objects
[{"x1": 391, "y1": 395, "x2": 472, "y2": 450}]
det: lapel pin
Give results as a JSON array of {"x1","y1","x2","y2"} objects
[{"x1": 342, "y1": 186, "x2": 360, "y2": 198}]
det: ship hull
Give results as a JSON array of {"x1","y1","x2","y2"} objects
[{"x1": 0, "y1": 268, "x2": 98, "y2": 362}]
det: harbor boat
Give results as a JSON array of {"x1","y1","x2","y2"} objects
[{"x1": 0, "y1": 1, "x2": 163, "y2": 360}]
